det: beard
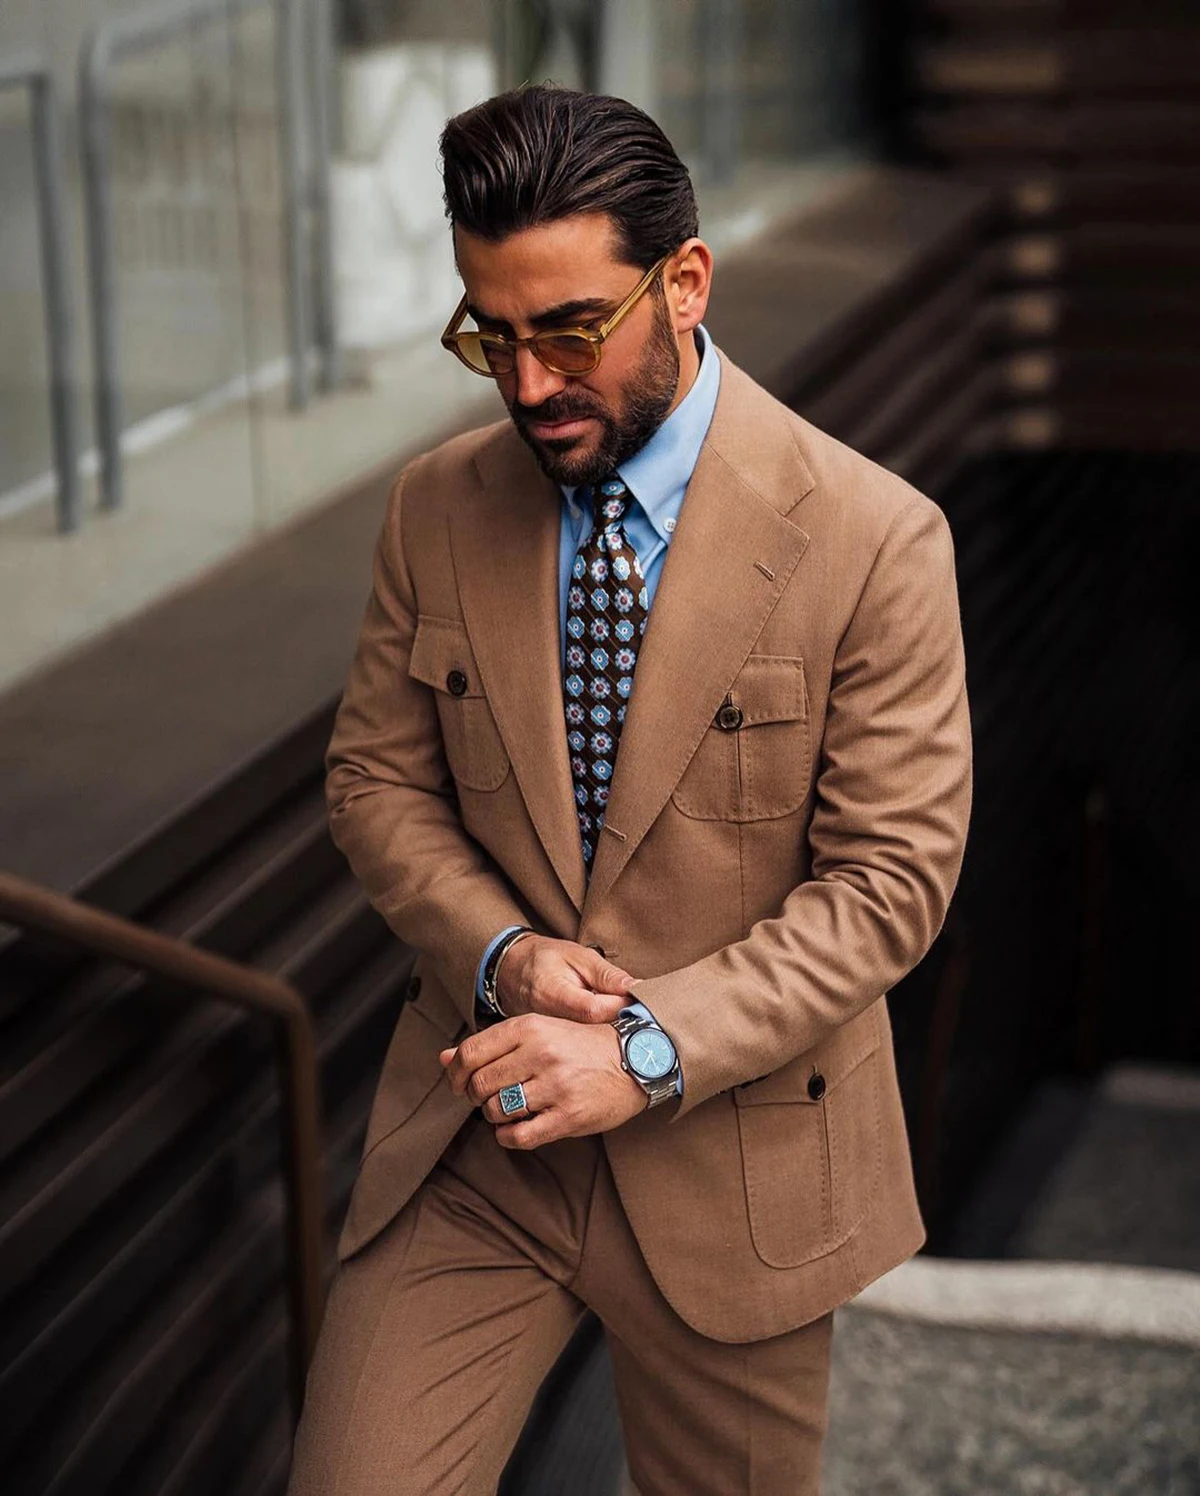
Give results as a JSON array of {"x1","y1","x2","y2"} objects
[{"x1": 506, "y1": 288, "x2": 681, "y2": 487}]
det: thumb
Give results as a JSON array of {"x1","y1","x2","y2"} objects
[
  {"x1": 438, "y1": 1047, "x2": 457, "y2": 1068},
  {"x1": 594, "y1": 959, "x2": 637, "y2": 996},
  {"x1": 572, "y1": 946, "x2": 636, "y2": 997}
]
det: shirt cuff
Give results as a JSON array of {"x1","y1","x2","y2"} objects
[{"x1": 622, "y1": 1000, "x2": 684, "y2": 1096}]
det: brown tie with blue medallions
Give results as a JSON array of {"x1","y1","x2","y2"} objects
[{"x1": 562, "y1": 475, "x2": 649, "y2": 872}]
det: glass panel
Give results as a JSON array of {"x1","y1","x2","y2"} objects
[
  {"x1": 0, "y1": 0, "x2": 867, "y2": 691},
  {"x1": 0, "y1": 0, "x2": 267, "y2": 690}
]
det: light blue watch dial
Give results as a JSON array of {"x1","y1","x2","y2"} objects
[{"x1": 627, "y1": 1026, "x2": 676, "y2": 1080}]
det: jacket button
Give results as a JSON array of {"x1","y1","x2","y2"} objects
[
  {"x1": 807, "y1": 1071, "x2": 826, "y2": 1101},
  {"x1": 586, "y1": 942, "x2": 606, "y2": 957},
  {"x1": 715, "y1": 702, "x2": 743, "y2": 731},
  {"x1": 446, "y1": 669, "x2": 468, "y2": 696},
  {"x1": 406, "y1": 975, "x2": 422, "y2": 1002}
]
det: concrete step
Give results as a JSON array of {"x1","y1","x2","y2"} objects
[{"x1": 824, "y1": 1295, "x2": 1199, "y2": 1496}]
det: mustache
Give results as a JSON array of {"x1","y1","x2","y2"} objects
[{"x1": 513, "y1": 393, "x2": 605, "y2": 426}]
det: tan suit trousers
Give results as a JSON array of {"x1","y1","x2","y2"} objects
[{"x1": 287, "y1": 1115, "x2": 834, "y2": 1496}]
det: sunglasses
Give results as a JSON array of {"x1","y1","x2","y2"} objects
[{"x1": 440, "y1": 255, "x2": 670, "y2": 378}]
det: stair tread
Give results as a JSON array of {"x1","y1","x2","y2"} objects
[{"x1": 0, "y1": 940, "x2": 412, "y2": 1439}]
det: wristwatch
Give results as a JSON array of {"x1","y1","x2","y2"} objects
[
  {"x1": 481, "y1": 926, "x2": 535, "y2": 1019},
  {"x1": 612, "y1": 1009, "x2": 680, "y2": 1108}
]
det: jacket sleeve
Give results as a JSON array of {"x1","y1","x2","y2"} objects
[
  {"x1": 324, "y1": 463, "x2": 533, "y2": 1025},
  {"x1": 629, "y1": 494, "x2": 973, "y2": 1118}
]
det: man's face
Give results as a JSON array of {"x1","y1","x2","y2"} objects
[{"x1": 453, "y1": 214, "x2": 683, "y2": 487}]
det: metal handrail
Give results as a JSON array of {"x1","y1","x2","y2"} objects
[
  {"x1": 79, "y1": 0, "x2": 337, "y2": 511},
  {"x1": 0, "y1": 869, "x2": 324, "y2": 1425},
  {"x1": 0, "y1": 56, "x2": 82, "y2": 533}
]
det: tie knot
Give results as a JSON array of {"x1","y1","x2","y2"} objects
[{"x1": 595, "y1": 475, "x2": 629, "y2": 529}]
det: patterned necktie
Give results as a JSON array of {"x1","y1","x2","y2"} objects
[{"x1": 562, "y1": 475, "x2": 649, "y2": 871}]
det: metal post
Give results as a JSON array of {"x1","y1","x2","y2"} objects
[
  {"x1": 0, "y1": 57, "x2": 83, "y2": 532},
  {"x1": 277, "y1": 1008, "x2": 327, "y2": 1418},
  {"x1": 307, "y1": 0, "x2": 339, "y2": 392},
  {"x1": 79, "y1": 30, "x2": 123, "y2": 511},
  {"x1": 276, "y1": 0, "x2": 312, "y2": 409}
]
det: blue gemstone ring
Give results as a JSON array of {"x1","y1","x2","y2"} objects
[{"x1": 498, "y1": 1082, "x2": 530, "y2": 1117}]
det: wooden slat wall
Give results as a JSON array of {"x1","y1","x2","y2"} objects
[
  {"x1": 905, "y1": 0, "x2": 1200, "y2": 452},
  {"x1": 706, "y1": 167, "x2": 1001, "y2": 495},
  {"x1": 0, "y1": 711, "x2": 414, "y2": 1496}
]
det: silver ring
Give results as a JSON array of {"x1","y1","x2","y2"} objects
[{"x1": 498, "y1": 1082, "x2": 530, "y2": 1117}]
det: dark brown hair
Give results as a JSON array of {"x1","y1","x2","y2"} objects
[{"x1": 439, "y1": 84, "x2": 699, "y2": 270}]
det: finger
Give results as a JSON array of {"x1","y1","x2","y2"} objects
[
  {"x1": 539, "y1": 977, "x2": 621, "y2": 1023},
  {"x1": 574, "y1": 948, "x2": 637, "y2": 996},
  {"x1": 577, "y1": 990, "x2": 627, "y2": 1023},
  {"x1": 465, "y1": 1052, "x2": 536, "y2": 1108},
  {"x1": 551, "y1": 977, "x2": 628, "y2": 1024},
  {"x1": 481, "y1": 1079, "x2": 541, "y2": 1125},
  {"x1": 599, "y1": 963, "x2": 637, "y2": 996},
  {"x1": 444, "y1": 1019, "x2": 526, "y2": 1096},
  {"x1": 495, "y1": 1107, "x2": 567, "y2": 1150}
]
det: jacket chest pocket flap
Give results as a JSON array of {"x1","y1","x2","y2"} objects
[
  {"x1": 733, "y1": 1009, "x2": 883, "y2": 1268},
  {"x1": 672, "y1": 654, "x2": 811, "y2": 822},
  {"x1": 408, "y1": 615, "x2": 510, "y2": 792}
]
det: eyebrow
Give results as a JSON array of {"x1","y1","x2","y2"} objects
[{"x1": 466, "y1": 296, "x2": 614, "y2": 331}]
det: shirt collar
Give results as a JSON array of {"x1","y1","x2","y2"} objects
[{"x1": 562, "y1": 323, "x2": 721, "y2": 541}]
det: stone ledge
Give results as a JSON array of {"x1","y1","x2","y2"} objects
[{"x1": 853, "y1": 1255, "x2": 1200, "y2": 1348}]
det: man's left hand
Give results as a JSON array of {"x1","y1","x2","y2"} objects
[{"x1": 439, "y1": 1014, "x2": 647, "y2": 1148}]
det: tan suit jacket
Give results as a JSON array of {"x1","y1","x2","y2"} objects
[{"x1": 324, "y1": 351, "x2": 972, "y2": 1344}]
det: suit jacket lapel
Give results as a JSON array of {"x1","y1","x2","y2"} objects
[
  {"x1": 583, "y1": 358, "x2": 815, "y2": 911},
  {"x1": 452, "y1": 429, "x2": 588, "y2": 913}
]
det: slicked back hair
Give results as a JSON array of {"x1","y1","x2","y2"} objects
[{"x1": 439, "y1": 84, "x2": 699, "y2": 271}]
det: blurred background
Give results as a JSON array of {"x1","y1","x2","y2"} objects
[{"x1": 0, "y1": 2, "x2": 1197, "y2": 1493}]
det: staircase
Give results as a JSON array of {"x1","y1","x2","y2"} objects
[{"x1": 0, "y1": 705, "x2": 415, "y2": 1495}]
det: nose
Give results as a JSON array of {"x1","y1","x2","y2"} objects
[{"x1": 512, "y1": 344, "x2": 567, "y2": 410}]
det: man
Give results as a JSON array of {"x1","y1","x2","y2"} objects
[{"x1": 287, "y1": 84, "x2": 971, "y2": 1496}]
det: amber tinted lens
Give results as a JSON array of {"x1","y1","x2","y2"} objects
[
  {"x1": 534, "y1": 333, "x2": 600, "y2": 374},
  {"x1": 479, "y1": 337, "x2": 516, "y2": 375},
  {"x1": 450, "y1": 330, "x2": 598, "y2": 377},
  {"x1": 449, "y1": 333, "x2": 511, "y2": 376}
]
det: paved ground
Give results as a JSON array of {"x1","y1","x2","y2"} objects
[
  {"x1": 619, "y1": 1301, "x2": 1200, "y2": 1496},
  {"x1": 820, "y1": 1066, "x2": 1200, "y2": 1495},
  {"x1": 1010, "y1": 1070, "x2": 1200, "y2": 1276},
  {"x1": 823, "y1": 1309, "x2": 1200, "y2": 1496}
]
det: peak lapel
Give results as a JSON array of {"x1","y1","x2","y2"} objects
[
  {"x1": 452, "y1": 429, "x2": 587, "y2": 913},
  {"x1": 583, "y1": 358, "x2": 815, "y2": 911}
]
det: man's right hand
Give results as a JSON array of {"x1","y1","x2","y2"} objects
[{"x1": 497, "y1": 936, "x2": 635, "y2": 1024}]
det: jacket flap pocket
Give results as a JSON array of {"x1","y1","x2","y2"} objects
[
  {"x1": 733, "y1": 1007, "x2": 881, "y2": 1107},
  {"x1": 730, "y1": 655, "x2": 807, "y2": 726},
  {"x1": 408, "y1": 615, "x2": 485, "y2": 697}
]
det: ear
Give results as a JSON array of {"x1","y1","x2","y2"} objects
[{"x1": 668, "y1": 238, "x2": 713, "y2": 335}]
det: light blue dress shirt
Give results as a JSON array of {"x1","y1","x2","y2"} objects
[{"x1": 474, "y1": 325, "x2": 723, "y2": 1091}]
